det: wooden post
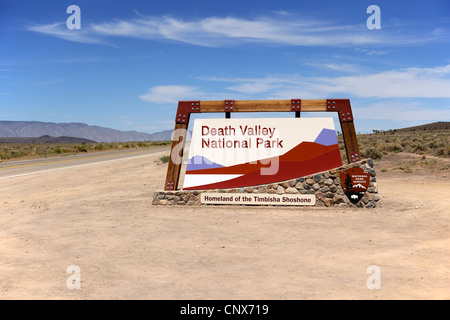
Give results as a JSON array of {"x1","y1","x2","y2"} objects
[
  {"x1": 325, "y1": 99, "x2": 361, "y2": 163},
  {"x1": 341, "y1": 121, "x2": 361, "y2": 163},
  {"x1": 164, "y1": 123, "x2": 188, "y2": 191}
]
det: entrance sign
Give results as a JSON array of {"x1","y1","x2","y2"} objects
[
  {"x1": 340, "y1": 167, "x2": 370, "y2": 204},
  {"x1": 201, "y1": 193, "x2": 316, "y2": 206},
  {"x1": 154, "y1": 98, "x2": 382, "y2": 208},
  {"x1": 184, "y1": 118, "x2": 342, "y2": 190},
  {"x1": 164, "y1": 99, "x2": 360, "y2": 191}
]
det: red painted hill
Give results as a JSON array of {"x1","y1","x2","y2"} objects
[{"x1": 184, "y1": 141, "x2": 342, "y2": 190}]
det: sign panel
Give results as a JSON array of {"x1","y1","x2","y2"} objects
[
  {"x1": 201, "y1": 193, "x2": 316, "y2": 206},
  {"x1": 340, "y1": 167, "x2": 370, "y2": 204},
  {"x1": 183, "y1": 118, "x2": 342, "y2": 190}
]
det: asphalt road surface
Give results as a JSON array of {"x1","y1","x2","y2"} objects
[{"x1": 0, "y1": 146, "x2": 171, "y2": 180}]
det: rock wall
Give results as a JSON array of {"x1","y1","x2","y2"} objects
[{"x1": 153, "y1": 158, "x2": 380, "y2": 208}]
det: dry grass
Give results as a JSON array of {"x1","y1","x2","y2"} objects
[
  {"x1": 338, "y1": 129, "x2": 449, "y2": 160},
  {"x1": 154, "y1": 155, "x2": 171, "y2": 165},
  {"x1": 338, "y1": 129, "x2": 449, "y2": 173},
  {"x1": 0, "y1": 140, "x2": 171, "y2": 161}
]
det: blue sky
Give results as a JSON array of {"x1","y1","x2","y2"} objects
[{"x1": 1, "y1": 0, "x2": 449, "y2": 134}]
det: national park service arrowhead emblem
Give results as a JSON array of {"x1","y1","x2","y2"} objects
[{"x1": 340, "y1": 167, "x2": 370, "y2": 204}]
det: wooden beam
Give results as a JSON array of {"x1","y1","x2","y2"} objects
[
  {"x1": 301, "y1": 99, "x2": 327, "y2": 111},
  {"x1": 200, "y1": 100, "x2": 291, "y2": 112},
  {"x1": 199, "y1": 99, "x2": 328, "y2": 113},
  {"x1": 199, "y1": 101, "x2": 224, "y2": 112},
  {"x1": 164, "y1": 123, "x2": 188, "y2": 191},
  {"x1": 234, "y1": 100, "x2": 291, "y2": 112}
]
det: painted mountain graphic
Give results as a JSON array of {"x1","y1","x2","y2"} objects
[
  {"x1": 186, "y1": 155, "x2": 224, "y2": 171},
  {"x1": 314, "y1": 128, "x2": 338, "y2": 146},
  {"x1": 184, "y1": 128, "x2": 342, "y2": 190},
  {"x1": 352, "y1": 183, "x2": 367, "y2": 189}
]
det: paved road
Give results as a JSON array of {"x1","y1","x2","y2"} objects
[{"x1": 0, "y1": 146, "x2": 170, "y2": 180}]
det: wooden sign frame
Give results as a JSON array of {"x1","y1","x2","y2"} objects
[{"x1": 164, "y1": 99, "x2": 360, "y2": 191}]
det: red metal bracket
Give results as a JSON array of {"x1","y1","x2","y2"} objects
[
  {"x1": 350, "y1": 151, "x2": 360, "y2": 163},
  {"x1": 291, "y1": 99, "x2": 301, "y2": 112},
  {"x1": 166, "y1": 180, "x2": 175, "y2": 190},
  {"x1": 175, "y1": 101, "x2": 201, "y2": 124},
  {"x1": 224, "y1": 100, "x2": 235, "y2": 112},
  {"x1": 326, "y1": 99, "x2": 353, "y2": 123}
]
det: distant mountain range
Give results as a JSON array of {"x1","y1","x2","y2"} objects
[
  {"x1": 0, "y1": 135, "x2": 96, "y2": 144},
  {"x1": 396, "y1": 121, "x2": 449, "y2": 132},
  {"x1": 2, "y1": 120, "x2": 445, "y2": 144},
  {"x1": 0, "y1": 121, "x2": 173, "y2": 143}
]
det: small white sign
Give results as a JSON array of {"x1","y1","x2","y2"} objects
[{"x1": 201, "y1": 193, "x2": 315, "y2": 206}]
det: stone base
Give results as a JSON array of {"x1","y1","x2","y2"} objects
[{"x1": 153, "y1": 159, "x2": 380, "y2": 208}]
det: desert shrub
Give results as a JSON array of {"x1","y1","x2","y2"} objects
[
  {"x1": 383, "y1": 143, "x2": 403, "y2": 153},
  {"x1": 10, "y1": 150, "x2": 27, "y2": 158},
  {"x1": 435, "y1": 146, "x2": 450, "y2": 158},
  {"x1": 397, "y1": 165, "x2": 413, "y2": 173},
  {"x1": 361, "y1": 147, "x2": 383, "y2": 160},
  {"x1": 94, "y1": 144, "x2": 104, "y2": 151},
  {"x1": 403, "y1": 158, "x2": 440, "y2": 171},
  {"x1": 159, "y1": 155, "x2": 170, "y2": 163},
  {"x1": 155, "y1": 155, "x2": 170, "y2": 165},
  {"x1": 76, "y1": 145, "x2": 88, "y2": 152},
  {"x1": 151, "y1": 140, "x2": 171, "y2": 146},
  {"x1": 0, "y1": 152, "x2": 9, "y2": 160},
  {"x1": 427, "y1": 140, "x2": 443, "y2": 149},
  {"x1": 421, "y1": 158, "x2": 438, "y2": 169},
  {"x1": 412, "y1": 142, "x2": 427, "y2": 153}
]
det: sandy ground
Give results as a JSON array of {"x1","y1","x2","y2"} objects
[{"x1": 0, "y1": 151, "x2": 449, "y2": 300}]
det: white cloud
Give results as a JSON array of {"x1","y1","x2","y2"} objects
[
  {"x1": 356, "y1": 48, "x2": 386, "y2": 56},
  {"x1": 139, "y1": 85, "x2": 206, "y2": 104},
  {"x1": 28, "y1": 13, "x2": 442, "y2": 48},
  {"x1": 354, "y1": 101, "x2": 450, "y2": 122},
  {"x1": 307, "y1": 62, "x2": 368, "y2": 74},
  {"x1": 226, "y1": 82, "x2": 279, "y2": 94},
  {"x1": 27, "y1": 22, "x2": 107, "y2": 45},
  {"x1": 203, "y1": 65, "x2": 450, "y2": 99},
  {"x1": 183, "y1": 65, "x2": 450, "y2": 124},
  {"x1": 319, "y1": 65, "x2": 450, "y2": 98},
  {"x1": 90, "y1": 15, "x2": 390, "y2": 47}
]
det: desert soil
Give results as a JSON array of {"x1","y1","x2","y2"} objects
[{"x1": 0, "y1": 151, "x2": 448, "y2": 300}]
